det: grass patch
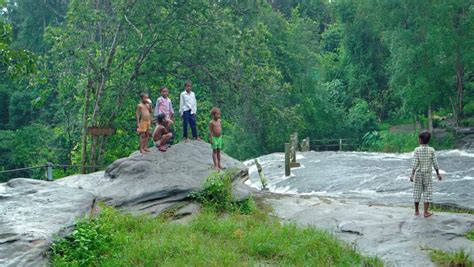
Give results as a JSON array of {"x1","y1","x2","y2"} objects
[
  {"x1": 50, "y1": 206, "x2": 383, "y2": 266},
  {"x1": 430, "y1": 204, "x2": 474, "y2": 215},
  {"x1": 429, "y1": 248, "x2": 473, "y2": 267},
  {"x1": 467, "y1": 229, "x2": 474, "y2": 241},
  {"x1": 50, "y1": 171, "x2": 383, "y2": 266}
]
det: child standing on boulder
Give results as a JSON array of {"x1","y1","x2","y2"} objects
[
  {"x1": 209, "y1": 107, "x2": 223, "y2": 171},
  {"x1": 136, "y1": 93, "x2": 153, "y2": 154},
  {"x1": 179, "y1": 80, "x2": 200, "y2": 141},
  {"x1": 154, "y1": 86, "x2": 174, "y2": 123},
  {"x1": 410, "y1": 131, "x2": 442, "y2": 218}
]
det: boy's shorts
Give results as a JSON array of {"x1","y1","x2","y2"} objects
[
  {"x1": 138, "y1": 120, "x2": 151, "y2": 133},
  {"x1": 413, "y1": 172, "x2": 433, "y2": 203},
  {"x1": 212, "y1": 136, "x2": 223, "y2": 150}
]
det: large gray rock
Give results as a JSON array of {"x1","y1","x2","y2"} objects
[
  {"x1": 0, "y1": 141, "x2": 252, "y2": 266},
  {"x1": 0, "y1": 179, "x2": 96, "y2": 267},
  {"x1": 266, "y1": 194, "x2": 474, "y2": 267},
  {"x1": 58, "y1": 141, "x2": 252, "y2": 215}
]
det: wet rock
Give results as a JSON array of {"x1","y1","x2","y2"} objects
[
  {"x1": 57, "y1": 141, "x2": 253, "y2": 214},
  {"x1": 1, "y1": 141, "x2": 253, "y2": 266},
  {"x1": 0, "y1": 179, "x2": 96, "y2": 267},
  {"x1": 267, "y1": 195, "x2": 474, "y2": 267}
]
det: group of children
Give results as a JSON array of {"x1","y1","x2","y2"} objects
[
  {"x1": 136, "y1": 80, "x2": 223, "y2": 170},
  {"x1": 137, "y1": 81, "x2": 445, "y2": 216}
]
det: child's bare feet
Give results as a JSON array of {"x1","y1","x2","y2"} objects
[
  {"x1": 184, "y1": 138, "x2": 190, "y2": 143},
  {"x1": 415, "y1": 211, "x2": 420, "y2": 216},
  {"x1": 195, "y1": 137, "x2": 202, "y2": 141},
  {"x1": 159, "y1": 146, "x2": 167, "y2": 152},
  {"x1": 218, "y1": 164, "x2": 223, "y2": 169},
  {"x1": 144, "y1": 148, "x2": 152, "y2": 152},
  {"x1": 424, "y1": 212, "x2": 433, "y2": 218}
]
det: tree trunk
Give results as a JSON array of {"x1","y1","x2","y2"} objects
[
  {"x1": 456, "y1": 56, "x2": 464, "y2": 120},
  {"x1": 449, "y1": 96, "x2": 458, "y2": 128},
  {"x1": 80, "y1": 79, "x2": 93, "y2": 174},
  {"x1": 90, "y1": 134, "x2": 98, "y2": 171},
  {"x1": 428, "y1": 104, "x2": 434, "y2": 135}
]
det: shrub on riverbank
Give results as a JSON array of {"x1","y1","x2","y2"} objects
[{"x1": 362, "y1": 131, "x2": 455, "y2": 153}]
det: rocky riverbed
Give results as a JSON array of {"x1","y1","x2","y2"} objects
[{"x1": 247, "y1": 150, "x2": 474, "y2": 267}]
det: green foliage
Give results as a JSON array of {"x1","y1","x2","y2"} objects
[
  {"x1": 51, "y1": 216, "x2": 113, "y2": 266},
  {"x1": 362, "y1": 130, "x2": 454, "y2": 153},
  {"x1": 467, "y1": 228, "x2": 474, "y2": 241},
  {"x1": 464, "y1": 102, "x2": 474, "y2": 117},
  {"x1": 347, "y1": 99, "x2": 378, "y2": 137},
  {"x1": 189, "y1": 170, "x2": 255, "y2": 214},
  {"x1": 362, "y1": 131, "x2": 418, "y2": 153},
  {"x1": 1, "y1": 0, "x2": 473, "y2": 175},
  {"x1": 50, "y1": 206, "x2": 382, "y2": 266},
  {"x1": 430, "y1": 204, "x2": 474, "y2": 215},
  {"x1": 429, "y1": 248, "x2": 473, "y2": 267},
  {"x1": 0, "y1": 124, "x2": 65, "y2": 181}
]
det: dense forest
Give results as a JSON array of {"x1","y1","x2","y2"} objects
[{"x1": 1, "y1": 0, "x2": 473, "y2": 180}]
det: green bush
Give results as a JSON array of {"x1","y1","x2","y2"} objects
[
  {"x1": 463, "y1": 101, "x2": 474, "y2": 117},
  {"x1": 362, "y1": 130, "x2": 454, "y2": 153},
  {"x1": 51, "y1": 211, "x2": 114, "y2": 266},
  {"x1": 189, "y1": 170, "x2": 255, "y2": 214}
]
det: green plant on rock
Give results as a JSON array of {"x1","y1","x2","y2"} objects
[
  {"x1": 467, "y1": 228, "x2": 474, "y2": 241},
  {"x1": 51, "y1": 211, "x2": 113, "y2": 266},
  {"x1": 188, "y1": 170, "x2": 255, "y2": 214}
]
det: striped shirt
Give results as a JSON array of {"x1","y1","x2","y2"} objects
[{"x1": 412, "y1": 145, "x2": 439, "y2": 173}]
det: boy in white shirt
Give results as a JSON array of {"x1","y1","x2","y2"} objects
[{"x1": 179, "y1": 80, "x2": 200, "y2": 141}]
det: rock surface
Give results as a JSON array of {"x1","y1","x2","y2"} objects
[
  {"x1": 1, "y1": 141, "x2": 252, "y2": 266},
  {"x1": 57, "y1": 141, "x2": 251, "y2": 215},
  {"x1": 0, "y1": 179, "x2": 96, "y2": 267},
  {"x1": 265, "y1": 194, "x2": 474, "y2": 267}
]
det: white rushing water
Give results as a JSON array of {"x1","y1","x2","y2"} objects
[{"x1": 245, "y1": 150, "x2": 474, "y2": 209}]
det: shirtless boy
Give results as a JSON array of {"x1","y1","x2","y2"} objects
[
  {"x1": 209, "y1": 107, "x2": 223, "y2": 170},
  {"x1": 153, "y1": 114, "x2": 173, "y2": 152},
  {"x1": 136, "y1": 93, "x2": 152, "y2": 154}
]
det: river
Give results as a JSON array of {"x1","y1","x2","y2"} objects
[{"x1": 245, "y1": 149, "x2": 474, "y2": 210}]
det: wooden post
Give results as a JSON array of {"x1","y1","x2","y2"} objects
[
  {"x1": 284, "y1": 143, "x2": 290, "y2": 176},
  {"x1": 291, "y1": 132, "x2": 298, "y2": 162},
  {"x1": 46, "y1": 162, "x2": 53, "y2": 181},
  {"x1": 255, "y1": 159, "x2": 268, "y2": 190},
  {"x1": 339, "y1": 139, "x2": 342, "y2": 151},
  {"x1": 301, "y1": 138, "x2": 310, "y2": 152}
]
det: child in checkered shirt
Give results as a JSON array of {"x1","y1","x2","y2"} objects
[{"x1": 410, "y1": 131, "x2": 442, "y2": 218}]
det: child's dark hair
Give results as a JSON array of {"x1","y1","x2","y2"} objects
[
  {"x1": 157, "y1": 114, "x2": 165, "y2": 125},
  {"x1": 211, "y1": 107, "x2": 220, "y2": 118},
  {"x1": 419, "y1": 131, "x2": 431, "y2": 144},
  {"x1": 140, "y1": 92, "x2": 148, "y2": 98},
  {"x1": 160, "y1": 86, "x2": 167, "y2": 92},
  {"x1": 185, "y1": 80, "x2": 192, "y2": 87}
]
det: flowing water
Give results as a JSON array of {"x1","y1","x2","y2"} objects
[{"x1": 245, "y1": 150, "x2": 474, "y2": 209}]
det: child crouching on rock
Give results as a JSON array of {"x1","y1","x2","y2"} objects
[
  {"x1": 209, "y1": 107, "x2": 223, "y2": 171},
  {"x1": 153, "y1": 114, "x2": 173, "y2": 152},
  {"x1": 410, "y1": 131, "x2": 442, "y2": 218}
]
